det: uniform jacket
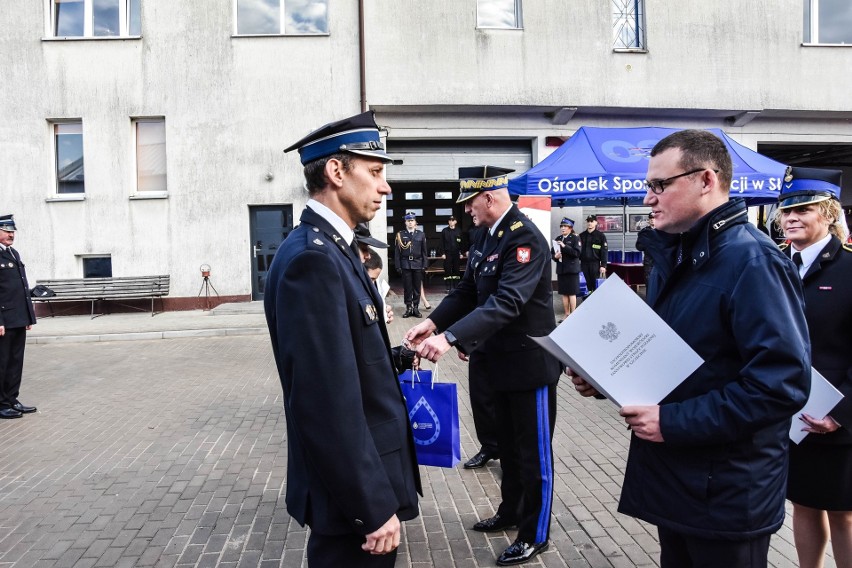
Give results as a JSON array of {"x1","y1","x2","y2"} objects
[
  {"x1": 394, "y1": 229, "x2": 428, "y2": 270},
  {"x1": 621, "y1": 198, "x2": 810, "y2": 540},
  {"x1": 781, "y1": 235, "x2": 852, "y2": 445},
  {"x1": 579, "y1": 229, "x2": 608, "y2": 268},
  {"x1": 264, "y1": 207, "x2": 421, "y2": 536},
  {"x1": 439, "y1": 227, "x2": 464, "y2": 256},
  {"x1": 429, "y1": 205, "x2": 561, "y2": 391},
  {"x1": 552, "y1": 233, "x2": 581, "y2": 275},
  {"x1": 0, "y1": 247, "x2": 36, "y2": 329}
]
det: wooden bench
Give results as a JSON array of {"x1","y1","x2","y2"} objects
[{"x1": 32, "y1": 275, "x2": 170, "y2": 318}]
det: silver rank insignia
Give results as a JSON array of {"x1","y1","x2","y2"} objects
[
  {"x1": 365, "y1": 304, "x2": 378, "y2": 322},
  {"x1": 313, "y1": 239, "x2": 324, "y2": 246}
]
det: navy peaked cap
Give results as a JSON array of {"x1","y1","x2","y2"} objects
[{"x1": 284, "y1": 110, "x2": 394, "y2": 165}]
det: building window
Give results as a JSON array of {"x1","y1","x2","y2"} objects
[
  {"x1": 51, "y1": 0, "x2": 141, "y2": 38},
  {"x1": 235, "y1": 0, "x2": 329, "y2": 35},
  {"x1": 476, "y1": 0, "x2": 522, "y2": 29},
  {"x1": 804, "y1": 0, "x2": 852, "y2": 44},
  {"x1": 135, "y1": 119, "x2": 167, "y2": 192},
  {"x1": 83, "y1": 256, "x2": 112, "y2": 278},
  {"x1": 612, "y1": 0, "x2": 646, "y2": 50},
  {"x1": 54, "y1": 122, "x2": 85, "y2": 194}
]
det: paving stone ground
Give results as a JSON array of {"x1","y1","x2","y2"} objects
[{"x1": 0, "y1": 299, "x2": 834, "y2": 567}]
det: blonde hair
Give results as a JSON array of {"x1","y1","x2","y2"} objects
[{"x1": 773, "y1": 199, "x2": 847, "y2": 242}]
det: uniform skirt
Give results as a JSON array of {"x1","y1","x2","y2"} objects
[
  {"x1": 557, "y1": 273, "x2": 580, "y2": 296},
  {"x1": 787, "y1": 440, "x2": 852, "y2": 510}
]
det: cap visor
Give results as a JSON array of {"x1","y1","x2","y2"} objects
[
  {"x1": 778, "y1": 194, "x2": 832, "y2": 210},
  {"x1": 348, "y1": 149, "x2": 396, "y2": 163}
]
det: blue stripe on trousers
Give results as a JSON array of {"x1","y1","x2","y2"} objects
[{"x1": 535, "y1": 385, "x2": 553, "y2": 543}]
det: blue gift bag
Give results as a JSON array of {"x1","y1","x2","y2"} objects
[{"x1": 398, "y1": 369, "x2": 461, "y2": 468}]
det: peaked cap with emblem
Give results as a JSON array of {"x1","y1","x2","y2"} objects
[
  {"x1": 0, "y1": 214, "x2": 16, "y2": 232},
  {"x1": 284, "y1": 110, "x2": 395, "y2": 165},
  {"x1": 778, "y1": 166, "x2": 842, "y2": 210},
  {"x1": 560, "y1": 217, "x2": 574, "y2": 227},
  {"x1": 457, "y1": 165, "x2": 515, "y2": 203},
  {"x1": 353, "y1": 223, "x2": 388, "y2": 249}
]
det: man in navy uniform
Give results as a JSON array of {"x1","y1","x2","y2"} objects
[
  {"x1": 394, "y1": 212, "x2": 427, "y2": 318},
  {"x1": 405, "y1": 166, "x2": 561, "y2": 566},
  {"x1": 266, "y1": 111, "x2": 420, "y2": 567},
  {"x1": 0, "y1": 215, "x2": 37, "y2": 419},
  {"x1": 579, "y1": 214, "x2": 608, "y2": 292}
]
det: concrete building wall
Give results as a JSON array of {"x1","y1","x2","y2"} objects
[{"x1": 1, "y1": 1, "x2": 850, "y2": 305}]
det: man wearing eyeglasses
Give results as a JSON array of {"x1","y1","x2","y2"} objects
[{"x1": 569, "y1": 129, "x2": 810, "y2": 568}]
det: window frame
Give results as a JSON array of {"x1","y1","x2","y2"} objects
[
  {"x1": 232, "y1": 0, "x2": 330, "y2": 37},
  {"x1": 132, "y1": 117, "x2": 168, "y2": 196},
  {"x1": 612, "y1": 0, "x2": 647, "y2": 52},
  {"x1": 51, "y1": 120, "x2": 86, "y2": 197},
  {"x1": 475, "y1": 0, "x2": 523, "y2": 30},
  {"x1": 803, "y1": 0, "x2": 852, "y2": 45},
  {"x1": 47, "y1": 0, "x2": 141, "y2": 39}
]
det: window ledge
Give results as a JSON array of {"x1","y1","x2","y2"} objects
[
  {"x1": 231, "y1": 33, "x2": 329, "y2": 38},
  {"x1": 613, "y1": 48, "x2": 648, "y2": 53},
  {"x1": 802, "y1": 42, "x2": 852, "y2": 47},
  {"x1": 42, "y1": 36, "x2": 142, "y2": 42},
  {"x1": 475, "y1": 27, "x2": 524, "y2": 31},
  {"x1": 129, "y1": 192, "x2": 169, "y2": 200},
  {"x1": 46, "y1": 195, "x2": 86, "y2": 203}
]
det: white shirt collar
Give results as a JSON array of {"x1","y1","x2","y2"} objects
[
  {"x1": 489, "y1": 204, "x2": 513, "y2": 236},
  {"x1": 306, "y1": 199, "x2": 355, "y2": 246},
  {"x1": 791, "y1": 233, "x2": 832, "y2": 277}
]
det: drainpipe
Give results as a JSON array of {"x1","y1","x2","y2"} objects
[{"x1": 358, "y1": 0, "x2": 367, "y2": 112}]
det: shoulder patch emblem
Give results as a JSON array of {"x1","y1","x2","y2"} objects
[
  {"x1": 516, "y1": 247, "x2": 531, "y2": 263},
  {"x1": 510, "y1": 221, "x2": 524, "y2": 231}
]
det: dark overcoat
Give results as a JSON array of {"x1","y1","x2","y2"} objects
[{"x1": 0, "y1": 247, "x2": 35, "y2": 329}]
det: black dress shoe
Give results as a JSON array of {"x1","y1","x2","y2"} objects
[
  {"x1": 0, "y1": 408, "x2": 23, "y2": 419},
  {"x1": 12, "y1": 402, "x2": 36, "y2": 414},
  {"x1": 463, "y1": 450, "x2": 498, "y2": 469},
  {"x1": 411, "y1": 308, "x2": 422, "y2": 318},
  {"x1": 496, "y1": 540, "x2": 549, "y2": 565},
  {"x1": 402, "y1": 306, "x2": 413, "y2": 318},
  {"x1": 472, "y1": 513, "x2": 517, "y2": 533}
]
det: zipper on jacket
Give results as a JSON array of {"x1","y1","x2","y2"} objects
[{"x1": 712, "y1": 209, "x2": 747, "y2": 231}]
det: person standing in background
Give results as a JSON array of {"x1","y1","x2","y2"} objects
[
  {"x1": 774, "y1": 167, "x2": 852, "y2": 568},
  {"x1": 552, "y1": 217, "x2": 581, "y2": 320},
  {"x1": 0, "y1": 215, "x2": 37, "y2": 419},
  {"x1": 440, "y1": 216, "x2": 465, "y2": 292},
  {"x1": 579, "y1": 215, "x2": 607, "y2": 293},
  {"x1": 394, "y1": 212, "x2": 427, "y2": 318}
]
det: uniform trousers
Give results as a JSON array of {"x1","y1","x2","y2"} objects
[
  {"x1": 307, "y1": 531, "x2": 397, "y2": 568},
  {"x1": 401, "y1": 269, "x2": 422, "y2": 307},
  {"x1": 443, "y1": 254, "x2": 461, "y2": 287},
  {"x1": 0, "y1": 327, "x2": 27, "y2": 409},
  {"x1": 468, "y1": 352, "x2": 499, "y2": 455},
  {"x1": 658, "y1": 526, "x2": 771, "y2": 568},
  {"x1": 581, "y1": 262, "x2": 602, "y2": 293},
  {"x1": 493, "y1": 383, "x2": 556, "y2": 544}
]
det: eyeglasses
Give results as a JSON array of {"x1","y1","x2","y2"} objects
[{"x1": 643, "y1": 168, "x2": 717, "y2": 194}]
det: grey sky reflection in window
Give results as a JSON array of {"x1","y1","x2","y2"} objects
[
  {"x1": 237, "y1": 0, "x2": 327, "y2": 34},
  {"x1": 55, "y1": 0, "x2": 84, "y2": 36},
  {"x1": 56, "y1": 123, "x2": 85, "y2": 194},
  {"x1": 285, "y1": 0, "x2": 328, "y2": 34},
  {"x1": 94, "y1": 0, "x2": 120, "y2": 36},
  {"x1": 818, "y1": 0, "x2": 852, "y2": 43},
  {"x1": 477, "y1": 0, "x2": 519, "y2": 28}
]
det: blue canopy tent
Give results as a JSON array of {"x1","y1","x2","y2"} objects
[{"x1": 509, "y1": 126, "x2": 788, "y2": 251}]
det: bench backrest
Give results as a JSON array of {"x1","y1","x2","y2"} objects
[{"x1": 35, "y1": 275, "x2": 170, "y2": 300}]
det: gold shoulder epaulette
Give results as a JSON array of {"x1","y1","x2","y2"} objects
[
  {"x1": 842, "y1": 243, "x2": 852, "y2": 253},
  {"x1": 509, "y1": 220, "x2": 524, "y2": 231},
  {"x1": 778, "y1": 242, "x2": 789, "y2": 251}
]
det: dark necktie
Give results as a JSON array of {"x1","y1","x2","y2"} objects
[
  {"x1": 792, "y1": 252, "x2": 803, "y2": 277},
  {"x1": 350, "y1": 240, "x2": 361, "y2": 260}
]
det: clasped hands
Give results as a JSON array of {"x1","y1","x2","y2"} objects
[
  {"x1": 565, "y1": 367, "x2": 664, "y2": 442},
  {"x1": 403, "y1": 320, "x2": 467, "y2": 364}
]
